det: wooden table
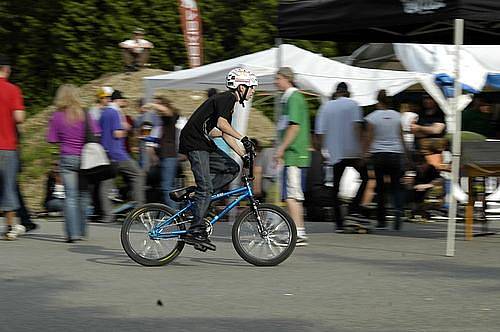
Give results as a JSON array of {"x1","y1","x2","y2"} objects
[{"x1": 462, "y1": 141, "x2": 500, "y2": 240}]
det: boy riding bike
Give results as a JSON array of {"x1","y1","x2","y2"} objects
[{"x1": 178, "y1": 67, "x2": 257, "y2": 249}]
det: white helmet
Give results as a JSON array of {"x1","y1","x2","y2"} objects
[{"x1": 226, "y1": 68, "x2": 258, "y2": 90}]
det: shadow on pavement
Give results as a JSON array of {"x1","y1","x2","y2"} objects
[
  {"x1": 189, "y1": 256, "x2": 250, "y2": 267},
  {"x1": 23, "y1": 233, "x2": 67, "y2": 243},
  {"x1": 0, "y1": 275, "x2": 324, "y2": 332}
]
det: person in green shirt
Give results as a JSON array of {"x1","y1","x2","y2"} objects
[
  {"x1": 274, "y1": 67, "x2": 311, "y2": 246},
  {"x1": 462, "y1": 95, "x2": 495, "y2": 138}
]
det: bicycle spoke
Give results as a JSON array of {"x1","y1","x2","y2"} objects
[
  {"x1": 236, "y1": 206, "x2": 294, "y2": 264},
  {"x1": 124, "y1": 205, "x2": 185, "y2": 263}
]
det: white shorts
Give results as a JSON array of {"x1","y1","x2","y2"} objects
[{"x1": 281, "y1": 166, "x2": 307, "y2": 201}]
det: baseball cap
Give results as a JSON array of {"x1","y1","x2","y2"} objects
[
  {"x1": 277, "y1": 67, "x2": 294, "y2": 82},
  {"x1": 111, "y1": 90, "x2": 127, "y2": 101},
  {"x1": 96, "y1": 86, "x2": 114, "y2": 98},
  {"x1": 133, "y1": 27, "x2": 145, "y2": 34},
  {"x1": 0, "y1": 54, "x2": 11, "y2": 66}
]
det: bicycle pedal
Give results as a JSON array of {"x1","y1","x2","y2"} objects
[
  {"x1": 181, "y1": 236, "x2": 216, "y2": 251},
  {"x1": 194, "y1": 243, "x2": 208, "y2": 252}
]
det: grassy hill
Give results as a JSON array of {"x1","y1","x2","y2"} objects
[{"x1": 18, "y1": 69, "x2": 276, "y2": 210}]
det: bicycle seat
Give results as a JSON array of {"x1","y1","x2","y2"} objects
[{"x1": 169, "y1": 186, "x2": 196, "y2": 202}]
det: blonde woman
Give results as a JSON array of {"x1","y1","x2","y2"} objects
[{"x1": 47, "y1": 84, "x2": 99, "y2": 242}]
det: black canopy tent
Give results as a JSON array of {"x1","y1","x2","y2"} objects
[
  {"x1": 278, "y1": 0, "x2": 500, "y2": 256},
  {"x1": 278, "y1": 0, "x2": 500, "y2": 44}
]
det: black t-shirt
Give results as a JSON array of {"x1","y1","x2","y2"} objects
[
  {"x1": 158, "y1": 114, "x2": 179, "y2": 158},
  {"x1": 417, "y1": 108, "x2": 446, "y2": 138},
  {"x1": 179, "y1": 91, "x2": 236, "y2": 154}
]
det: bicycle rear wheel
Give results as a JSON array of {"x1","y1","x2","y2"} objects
[
  {"x1": 121, "y1": 203, "x2": 185, "y2": 266},
  {"x1": 232, "y1": 203, "x2": 297, "y2": 266}
]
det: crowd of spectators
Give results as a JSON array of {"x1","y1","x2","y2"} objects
[{"x1": 2, "y1": 59, "x2": 500, "y2": 245}]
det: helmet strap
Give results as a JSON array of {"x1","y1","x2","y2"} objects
[{"x1": 237, "y1": 85, "x2": 250, "y2": 106}]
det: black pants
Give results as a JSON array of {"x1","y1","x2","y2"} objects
[
  {"x1": 16, "y1": 183, "x2": 33, "y2": 227},
  {"x1": 332, "y1": 158, "x2": 368, "y2": 229},
  {"x1": 187, "y1": 148, "x2": 240, "y2": 229},
  {"x1": 372, "y1": 153, "x2": 403, "y2": 228}
]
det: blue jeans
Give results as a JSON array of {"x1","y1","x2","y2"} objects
[
  {"x1": 161, "y1": 157, "x2": 178, "y2": 209},
  {"x1": 60, "y1": 155, "x2": 90, "y2": 239},
  {"x1": 187, "y1": 149, "x2": 240, "y2": 229},
  {"x1": 0, "y1": 150, "x2": 19, "y2": 211}
]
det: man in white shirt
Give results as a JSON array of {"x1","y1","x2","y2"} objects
[
  {"x1": 119, "y1": 28, "x2": 154, "y2": 72},
  {"x1": 315, "y1": 82, "x2": 369, "y2": 233}
]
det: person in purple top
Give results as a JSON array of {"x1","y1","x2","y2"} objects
[
  {"x1": 47, "y1": 84, "x2": 99, "y2": 242},
  {"x1": 99, "y1": 90, "x2": 145, "y2": 223}
]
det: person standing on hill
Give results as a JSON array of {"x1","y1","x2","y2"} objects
[
  {"x1": 0, "y1": 54, "x2": 26, "y2": 240},
  {"x1": 119, "y1": 28, "x2": 154, "y2": 72},
  {"x1": 274, "y1": 67, "x2": 311, "y2": 246}
]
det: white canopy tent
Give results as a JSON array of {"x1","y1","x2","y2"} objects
[
  {"x1": 394, "y1": 43, "x2": 500, "y2": 92},
  {"x1": 144, "y1": 44, "x2": 443, "y2": 107}
]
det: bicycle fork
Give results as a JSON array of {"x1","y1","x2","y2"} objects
[{"x1": 248, "y1": 197, "x2": 269, "y2": 237}]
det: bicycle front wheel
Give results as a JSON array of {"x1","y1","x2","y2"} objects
[
  {"x1": 121, "y1": 203, "x2": 185, "y2": 266},
  {"x1": 232, "y1": 204, "x2": 297, "y2": 266}
]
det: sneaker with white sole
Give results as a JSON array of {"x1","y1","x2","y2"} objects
[
  {"x1": 4, "y1": 224, "x2": 26, "y2": 241},
  {"x1": 296, "y1": 235, "x2": 308, "y2": 246}
]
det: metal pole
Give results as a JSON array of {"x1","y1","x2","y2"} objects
[
  {"x1": 446, "y1": 18, "x2": 464, "y2": 257},
  {"x1": 274, "y1": 38, "x2": 283, "y2": 205}
]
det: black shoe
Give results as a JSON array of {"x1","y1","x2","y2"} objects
[
  {"x1": 23, "y1": 223, "x2": 38, "y2": 233},
  {"x1": 181, "y1": 230, "x2": 216, "y2": 251}
]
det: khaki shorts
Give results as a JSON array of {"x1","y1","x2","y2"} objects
[{"x1": 281, "y1": 166, "x2": 307, "y2": 201}]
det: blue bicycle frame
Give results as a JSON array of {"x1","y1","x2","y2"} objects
[{"x1": 148, "y1": 180, "x2": 254, "y2": 240}]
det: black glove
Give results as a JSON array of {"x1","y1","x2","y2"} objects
[
  {"x1": 242, "y1": 154, "x2": 251, "y2": 169},
  {"x1": 240, "y1": 136, "x2": 254, "y2": 154}
]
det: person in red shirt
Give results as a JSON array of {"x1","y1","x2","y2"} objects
[{"x1": 0, "y1": 54, "x2": 26, "y2": 240}]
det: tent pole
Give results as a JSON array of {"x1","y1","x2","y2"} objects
[
  {"x1": 446, "y1": 18, "x2": 464, "y2": 257},
  {"x1": 273, "y1": 38, "x2": 283, "y2": 205}
]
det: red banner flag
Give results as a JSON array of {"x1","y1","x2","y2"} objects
[{"x1": 178, "y1": 0, "x2": 203, "y2": 68}]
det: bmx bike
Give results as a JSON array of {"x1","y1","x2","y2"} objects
[{"x1": 120, "y1": 151, "x2": 297, "y2": 266}]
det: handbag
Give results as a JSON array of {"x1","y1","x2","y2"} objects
[{"x1": 80, "y1": 111, "x2": 117, "y2": 182}]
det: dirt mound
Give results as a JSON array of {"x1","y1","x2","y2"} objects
[{"x1": 20, "y1": 69, "x2": 275, "y2": 210}]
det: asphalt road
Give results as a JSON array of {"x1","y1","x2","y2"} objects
[{"x1": 1, "y1": 218, "x2": 500, "y2": 332}]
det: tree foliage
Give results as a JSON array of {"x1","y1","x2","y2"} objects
[{"x1": 1, "y1": 0, "x2": 338, "y2": 113}]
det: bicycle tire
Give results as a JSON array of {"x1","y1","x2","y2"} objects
[
  {"x1": 121, "y1": 203, "x2": 185, "y2": 266},
  {"x1": 232, "y1": 203, "x2": 297, "y2": 266}
]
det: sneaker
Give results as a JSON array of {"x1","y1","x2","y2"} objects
[
  {"x1": 4, "y1": 225, "x2": 26, "y2": 240},
  {"x1": 335, "y1": 228, "x2": 345, "y2": 234},
  {"x1": 181, "y1": 229, "x2": 216, "y2": 251},
  {"x1": 296, "y1": 235, "x2": 308, "y2": 246},
  {"x1": 24, "y1": 223, "x2": 38, "y2": 233}
]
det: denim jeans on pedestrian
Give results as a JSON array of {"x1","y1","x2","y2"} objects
[
  {"x1": 187, "y1": 149, "x2": 240, "y2": 229},
  {"x1": 60, "y1": 155, "x2": 90, "y2": 240},
  {"x1": 100, "y1": 158, "x2": 145, "y2": 223},
  {"x1": 161, "y1": 157, "x2": 178, "y2": 209},
  {"x1": 0, "y1": 150, "x2": 20, "y2": 211}
]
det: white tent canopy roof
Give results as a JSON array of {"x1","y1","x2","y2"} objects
[
  {"x1": 144, "y1": 44, "x2": 438, "y2": 107},
  {"x1": 394, "y1": 43, "x2": 500, "y2": 92}
]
